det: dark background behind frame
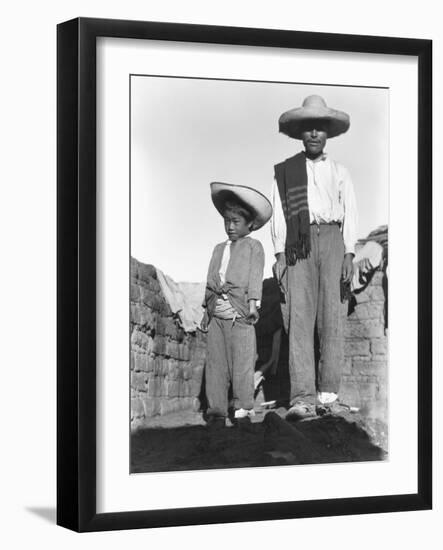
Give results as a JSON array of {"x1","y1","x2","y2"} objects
[{"x1": 57, "y1": 17, "x2": 432, "y2": 532}]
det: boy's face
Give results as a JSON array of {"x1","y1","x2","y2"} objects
[{"x1": 224, "y1": 212, "x2": 252, "y2": 241}]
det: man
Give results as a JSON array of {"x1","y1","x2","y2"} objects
[{"x1": 271, "y1": 94, "x2": 358, "y2": 419}]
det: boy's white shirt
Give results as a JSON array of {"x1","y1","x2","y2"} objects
[
  {"x1": 217, "y1": 236, "x2": 261, "y2": 308},
  {"x1": 271, "y1": 153, "x2": 358, "y2": 256},
  {"x1": 218, "y1": 240, "x2": 232, "y2": 286}
]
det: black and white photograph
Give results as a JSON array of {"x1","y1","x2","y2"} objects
[
  {"x1": 130, "y1": 75, "x2": 389, "y2": 473},
  {"x1": 1, "y1": 0, "x2": 438, "y2": 542}
]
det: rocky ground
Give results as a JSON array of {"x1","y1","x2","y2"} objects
[{"x1": 130, "y1": 407, "x2": 386, "y2": 473}]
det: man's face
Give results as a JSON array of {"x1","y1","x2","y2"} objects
[{"x1": 300, "y1": 120, "x2": 328, "y2": 158}]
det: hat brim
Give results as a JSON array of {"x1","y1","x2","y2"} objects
[
  {"x1": 279, "y1": 106, "x2": 350, "y2": 139},
  {"x1": 210, "y1": 182, "x2": 273, "y2": 231}
]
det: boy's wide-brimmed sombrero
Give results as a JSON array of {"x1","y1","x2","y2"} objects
[
  {"x1": 279, "y1": 95, "x2": 350, "y2": 139},
  {"x1": 210, "y1": 182, "x2": 273, "y2": 231}
]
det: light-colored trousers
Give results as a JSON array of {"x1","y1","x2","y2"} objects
[
  {"x1": 280, "y1": 224, "x2": 347, "y2": 405},
  {"x1": 205, "y1": 317, "x2": 256, "y2": 417}
]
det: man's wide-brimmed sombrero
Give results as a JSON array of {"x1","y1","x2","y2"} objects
[
  {"x1": 279, "y1": 95, "x2": 350, "y2": 139},
  {"x1": 210, "y1": 182, "x2": 273, "y2": 231}
]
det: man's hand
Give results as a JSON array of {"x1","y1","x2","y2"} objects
[
  {"x1": 273, "y1": 252, "x2": 287, "y2": 282},
  {"x1": 246, "y1": 300, "x2": 259, "y2": 325},
  {"x1": 341, "y1": 253, "x2": 354, "y2": 283},
  {"x1": 200, "y1": 310, "x2": 209, "y2": 332}
]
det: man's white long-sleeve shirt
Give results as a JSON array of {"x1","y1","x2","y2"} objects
[{"x1": 271, "y1": 153, "x2": 358, "y2": 256}]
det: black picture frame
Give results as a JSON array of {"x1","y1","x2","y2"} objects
[{"x1": 57, "y1": 17, "x2": 432, "y2": 532}]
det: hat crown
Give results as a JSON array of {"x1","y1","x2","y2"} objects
[
  {"x1": 302, "y1": 95, "x2": 328, "y2": 109},
  {"x1": 279, "y1": 95, "x2": 350, "y2": 139}
]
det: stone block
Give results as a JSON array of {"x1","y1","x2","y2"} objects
[
  {"x1": 159, "y1": 399, "x2": 171, "y2": 415},
  {"x1": 146, "y1": 355, "x2": 155, "y2": 373},
  {"x1": 155, "y1": 316, "x2": 167, "y2": 336},
  {"x1": 141, "y1": 287, "x2": 160, "y2": 310},
  {"x1": 342, "y1": 357, "x2": 352, "y2": 375},
  {"x1": 368, "y1": 285, "x2": 385, "y2": 301},
  {"x1": 130, "y1": 351, "x2": 135, "y2": 371},
  {"x1": 351, "y1": 355, "x2": 371, "y2": 363},
  {"x1": 131, "y1": 329, "x2": 150, "y2": 349},
  {"x1": 130, "y1": 303, "x2": 140, "y2": 325},
  {"x1": 192, "y1": 364, "x2": 205, "y2": 379},
  {"x1": 142, "y1": 397, "x2": 161, "y2": 417},
  {"x1": 191, "y1": 353, "x2": 206, "y2": 369},
  {"x1": 160, "y1": 301, "x2": 173, "y2": 317},
  {"x1": 352, "y1": 302, "x2": 385, "y2": 321},
  {"x1": 131, "y1": 371, "x2": 148, "y2": 392},
  {"x1": 131, "y1": 398, "x2": 144, "y2": 420},
  {"x1": 345, "y1": 319, "x2": 384, "y2": 339},
  {"x1": 160, "y1": 398, "x2": 180, "y2": 415},
  {"x1": 147, "y1": 376, "x2": 162, "y2": 398},
  {"x1": 190, "y1": 378, "x2": 203, "y2": 396},
  {"x1": 140, "y1": 286, "x2": 171, "y2": 315},
  {"x1": 152, "y1": 336, "x2": 166, "y2": 355},
  {"x1": 196, "y1": 331, "x2": 208, "y2": 345},
  {"x1": 192, "y1": 397, "x2": 201, "y2": 412},
  {"x1": 166, "y1": 340, "x2": 180, "y2": 359},
  {"x1": 371, "y1": 338, "x2": 388, "y2": 355},
  {"x1": 153, "y1": 355, "x2": 163, "y2": 376},
  {"x1": 354, "y1": 288, "x2": 370, "y2": 304},
  {"x1": 130, "y1": 282, "x2": 141, "y2": 302},
  {"x1": 339, "y1": 375, "x2": 382, "y2": 415},
  {"x1": 165, "y1": 380, "x2": 180, "y2": 398},
  {"x1": 165, "y1": 318, "x2": 181, "y2": 340},
  {"x1": 356, "y1": 381, "x2": 381, "y2": 416},
  {"x1": 182, "y1": 365, "x2": 193, "y2": 380},
  {"x1": 188, "y1": 397, "x2": 196, "y2": 410},
  {"x1": 138, "y1": 263, "x2": 157, "y2": 283},
  {"x1": 160, "y1": 358, "x2": 170, "y2": 377},
  {"x1": 142, "y1": 276, "x2": 161, "y2": 293},
  {"x1": 344, "y1": 339, "x2": 370, "y2": 357},
  {"x1": 167, "y1": 359, "x2": 180, "y2": 380},
  {"x1": 179, "y1": 343, "x2": 191, "y2": 361},
  {"x1": 354, "y1": 274, "x2": 385, "y2": 303},
  {"x1": 372, "y1": 354, "x2": 388, "y2": 363},
  {"x1": 184, "y1": 382, "x2": 193, "y2": 399},
  {"x1": 352, "y1": 359, "x2": 386, "y2": 377},
  {"x1": 130, "y1": 257, "x2": 139, "y2": 279},
  {"x1": 134, "y1": 352, "x2": 148, "y2": 372},
  {"x1": 131, "y1": 304, "x2": 155, "y2": 329},
  {"x1": 371, "y1": 271, "x2": 384, "y2": 285}
]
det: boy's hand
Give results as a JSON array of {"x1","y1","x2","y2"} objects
[
  {"x1": 246, "y1": 301, "x2": 259, "y2": 325},
  {"x1": 200, "y1": 310, "x2": 209, "y2": 332}
]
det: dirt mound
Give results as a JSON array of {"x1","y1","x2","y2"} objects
[{"x1": 130, "y1": 410, "x2": 385, "y2": 473}]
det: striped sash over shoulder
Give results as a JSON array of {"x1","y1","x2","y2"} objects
[{"x1": 274, "y1": 152, "x2": 311, "y2": 263}]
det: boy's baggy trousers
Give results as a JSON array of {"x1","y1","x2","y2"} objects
[{"x1": 206, "y1": 317, "x2": 256, "y2": 417}]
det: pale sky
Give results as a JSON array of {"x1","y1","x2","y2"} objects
[{"x1": 131, "y1": 75, "x2": 388, "y2": 282}]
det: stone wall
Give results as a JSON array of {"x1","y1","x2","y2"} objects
[
  {"x1": 340, "y1": 269, "x2": 388, "y2": 422},
  {"x1": 131, "y1": 227, "x2": 388, "y2": 433},
  {"x1": 130, "y1": 258, "x2": 206, "y2": 430}
]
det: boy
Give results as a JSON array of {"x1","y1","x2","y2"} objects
[{"x1": 201, "y1": 182, "x2": 272, "y2": 426}]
